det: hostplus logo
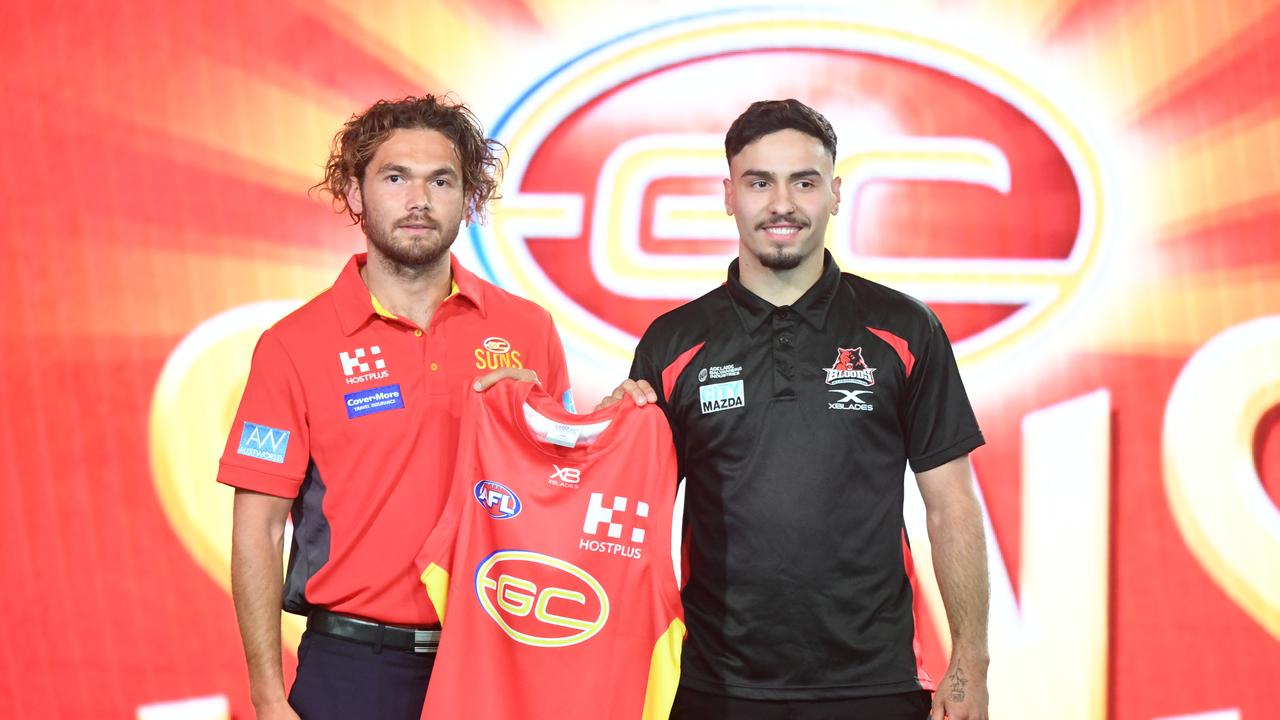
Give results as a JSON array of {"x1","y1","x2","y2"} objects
[
  {"x1": 340, "y1": 346, "x2": 389, "y2": 385},
  {"x1": 580, "y1": 492, "x2": 648, "y2": 560}
]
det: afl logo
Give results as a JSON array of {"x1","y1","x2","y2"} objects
[
  {"x1": 473, "y1": 10, "x2": 1108, "y2": 371},
  {"x1": 474, "y1": 550, "x2": 609, "y2": 647},
  {"x1": 483, "y1": 337, "x2": 511, "y2": 354},
  {"x1": 474, "y1": 480, "x2": 522, "y2": 519}
]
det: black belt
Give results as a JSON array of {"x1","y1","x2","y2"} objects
[{"x1": 307, "y1": 610, "x2": 440, "y2": 654}]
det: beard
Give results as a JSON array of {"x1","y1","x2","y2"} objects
[
  {"x1": 363, "y1": 206, "x2": 459, "y2": 270},
  {"x1": 758, "y1": 247, "x2": 805, "y2": 270},
  {"x1": 755, "y1": 213, "x2": 809, "y2": 270}
]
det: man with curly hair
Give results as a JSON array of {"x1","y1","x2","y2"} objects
[{"x1": 218, "y1": 96, "x2": 573, "y2": 720}]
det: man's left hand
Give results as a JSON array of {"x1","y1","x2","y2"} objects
[
  {"x1": 473, "y1": 367, "x2": 539, "y2": 391},
  {"x1": 931, "y1": 660, "x2": 988, "y2": 720}
]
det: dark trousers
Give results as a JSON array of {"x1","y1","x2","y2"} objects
[
  {"x1": 288, "y1": 629, "x2": 436, "y2": 720},
  {"x1": 670, "y1": 686, "x2": 932, "y2": 720}
]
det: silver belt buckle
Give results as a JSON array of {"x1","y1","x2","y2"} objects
[{"x1": 413, "y1": 629, "x2": 441, "y2": 653}]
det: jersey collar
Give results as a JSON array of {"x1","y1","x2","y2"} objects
[
  {"x1": 726, "y1": 250, "x2": 843, "y2": 333},
  {"x1": 332, "y1": 252, "x2": 487, "y2": 335}
]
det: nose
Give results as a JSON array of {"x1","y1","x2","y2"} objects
[
  {"x1": 766, "y1": 185, "x2": 795, "y2": 216},
  {"x1": 406, "y1": 179, "x2": 432, "y2": 212}
]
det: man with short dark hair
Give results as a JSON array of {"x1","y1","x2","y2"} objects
[
  {"x1": 220, "y1": 95, "x2": 572, "y2": 720},
  {"x1": 606, "y1": 99, "x2": 991, "y2": 720}
]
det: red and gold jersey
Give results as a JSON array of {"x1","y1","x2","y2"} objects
[
  {"x1": 216, "y1": 253, "x2": 571, "y2": 624},
  {"x1": 416, "y1": 381, "x2": 683, "y2": 719}
]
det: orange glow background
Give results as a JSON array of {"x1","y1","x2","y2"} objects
[{"x1": 2, "y1": 1, "x2": 1278, "y2": 718}]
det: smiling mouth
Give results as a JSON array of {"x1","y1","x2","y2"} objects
[{"x1": 760, "y1": 224, "x2": 804, "y2": 238}]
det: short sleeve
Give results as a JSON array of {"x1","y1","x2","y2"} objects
[
  {"x1": 903, "y1": 312, "x2": 985, "y2": 472},
  {"x1": 216, "y1": 330, "x2": 310, "y2": 498},
  {"x1": 540, "y1": 311, "x2": 574, "y2": 411}
]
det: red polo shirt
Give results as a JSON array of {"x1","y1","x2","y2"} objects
[{"x1": 217, "y1": 253, "x2": 571, "y2": 624}]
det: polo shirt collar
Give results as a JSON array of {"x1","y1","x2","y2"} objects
[
  {"x1": 332, "y1": 252, "x2": 487, "y2": 336},
  {"x1": 726, "y1": 250, "x2": 843, "y2": 333}
]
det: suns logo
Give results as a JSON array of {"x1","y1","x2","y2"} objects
[
  {"x1": 474, "y1": 336, "x2": 524, "y2": 371},
  {"x1": 471, "y1": 10, "x2": 1108, "y2": 383}
]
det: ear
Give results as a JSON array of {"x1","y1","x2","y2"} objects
[
  {"x1": 344, "y1": 176, "x2": 364, "y2": 215},
  {"x1": 723, "y1": 177, "x2": 734, "y2": 216},
  {"x1": 830, "y1": 175, "x2": 842, "y2": 215}
]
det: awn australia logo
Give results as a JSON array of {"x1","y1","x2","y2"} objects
[
  {"x1": 475, "y1": 550, "x2": 609, "y2": 647},
  {"x1": 339, "y1": 346, "x2": 388, "y2": 385},
  {"x1": 699, "y1": 380, "x2": 745, "y2": 414},
  {"x1": 236, "y1": 421, "x2": 290, "y2": 464},
  {"x1": 825, "y1": 347, "x2": 876, "y2": 387},
  {"x1": 474, "y1": 336, "x2": 524, "y2": 371},
  {"x1": 549, "y1": 464, "x2": 582, "y2": 489},
  {"x1": 476, "y1": 13, "x2": 1105, "y2": 372},
  {"x1": 580, "y1": 492, "x2": 648, "y2": 560},
  {"x1": 474, "y1": 480, "x2": 522, "y2": 519}
]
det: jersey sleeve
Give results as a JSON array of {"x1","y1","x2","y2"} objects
[
  {"x1": 416, "y1": 388, "x2": 484, "y2": 623},
  {"x1": 540, "y1": 310, "x2": 574, "y2": 412},
  {"x1": 629, "y1": 327, "x2": 671, "y2": 413},
  {"x1": 903, "y1": 311, "x2": 985, "y2": 472},
  {"x1": 216, "y1": 330, "x2": 310, "y2": 498}
]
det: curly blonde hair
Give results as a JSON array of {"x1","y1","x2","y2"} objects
[{"x1": 315, "y1": 95, "x2": 504, "y2": 224}]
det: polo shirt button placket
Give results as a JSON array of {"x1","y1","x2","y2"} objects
[{"x1": 772, "y1": 310, "x2": 797, "y2": 394}]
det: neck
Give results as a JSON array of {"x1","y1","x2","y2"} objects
[
  {"x1": 736, "y1": 248, "x2": 824, "y2": 307},
  {"x1": 361, "y1": 247, "x2": 453, "y2": 329}
]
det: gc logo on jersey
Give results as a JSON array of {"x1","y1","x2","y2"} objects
[
  {"x1": 474, "y1": 480, "x2": 522, "y2": 519},
  {"x1": 475, "y1": 550, "x2": 609, "y2": 647}
]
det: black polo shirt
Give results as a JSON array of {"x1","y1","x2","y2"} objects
[{"x1": 630, "y1": 251, "x2": 984, "y2": 700}]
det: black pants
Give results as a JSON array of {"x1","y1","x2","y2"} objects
[
  {"x1": 288, "y1": 629, "x2": 436, "y2": 720},
  {"x1": 670, "y1": 687, "x2": 932, "y2": 720}
]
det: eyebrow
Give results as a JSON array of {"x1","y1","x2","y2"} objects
[
  {"x1": 741, "y1": 168, "x2": 822, "y2": 181},
  {"x1": 375, "y1": 163, "x2": 459, "y2": 179}
]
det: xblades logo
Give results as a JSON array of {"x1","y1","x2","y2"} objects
[
  {"x1": 549, "y1": 464, "x2": 581, "y2": 488},
  {"x1": 829, "y1": 389, "x2": 875, "y2": 412}
]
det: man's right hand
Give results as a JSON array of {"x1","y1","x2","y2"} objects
[
  {"x1": 253, "y1": 698, "x2": 301, "y2": 720},
  {"x1": 594, "y1": 379, "x2": 658, "y2": 411}
]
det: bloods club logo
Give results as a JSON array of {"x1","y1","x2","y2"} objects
[
  {"x1": 825, "y1": 347, "x2": 876, "y2": 387},
  {"x1": 473, "y1": 11, "x2": 1107, "y2": 374}
]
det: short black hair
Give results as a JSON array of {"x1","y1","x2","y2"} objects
[{"x1": 724, "y1": 99, "x2": 837, "y2": 162}]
